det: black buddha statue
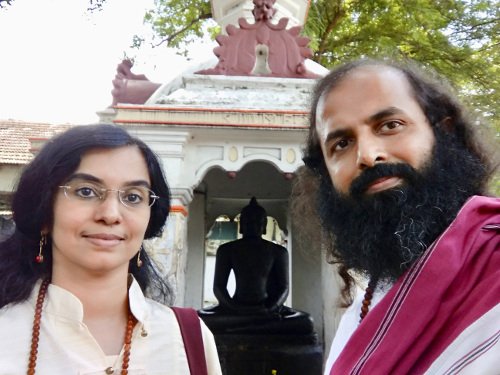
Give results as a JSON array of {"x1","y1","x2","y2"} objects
[{"x1": 199, "y1": 197, "x2": 313, "y2": 335}]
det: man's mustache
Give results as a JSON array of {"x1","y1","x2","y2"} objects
[{"x1": 349, "y1": 163, "x2": 419, "y2": 197}]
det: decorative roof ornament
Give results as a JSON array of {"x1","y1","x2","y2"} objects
[
  {"x1": 197, "y1": 0, "x2": 319, "y2": 78},
  {"x1": 252, "y1": 0, "x2": 277, "y2": 21},
  {"x1": 111, "y1": 59, "x2": 161, "y2": 106}
]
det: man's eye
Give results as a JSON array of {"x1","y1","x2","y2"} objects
[
  {"x1": 380, "y1": 121, "x2": 403, "y2": 132},
  {"x1": 333, "y1": 138, "x2": 352, "y2": 152}
]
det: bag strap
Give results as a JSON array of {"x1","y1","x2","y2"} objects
[{"x1": 171, "y1": 307, "x2": 208, "y2": 375}]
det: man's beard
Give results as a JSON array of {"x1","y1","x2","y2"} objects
[{"x1": 317, "y1": 130, "x2": 487, "y2": 283}]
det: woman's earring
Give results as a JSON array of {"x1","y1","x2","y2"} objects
[
  {"x1": 136, "y1": 249, "x2": 143, "y2": 268},
  {"x1": 36, "y1": 234, "x2": 46, "y2": 263}
]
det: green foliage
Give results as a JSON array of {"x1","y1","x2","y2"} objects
[
  {"x1": 490, "y1": 174, "x2": 500, "y2": 196},
  {"x1": 141, "y1": 0, "x2": 216, "y2": 56},
  {"x1": 304, "y1": 0, "x2": 499, "y2": 127}
]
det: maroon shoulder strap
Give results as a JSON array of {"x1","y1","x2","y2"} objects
[{"x1": 171, "y1": 307, "x2": 208, "y2": 375}]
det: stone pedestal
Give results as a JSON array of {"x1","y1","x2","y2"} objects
[{"x1": 214, "y1": 333, "x2": 323, "y2": 375}]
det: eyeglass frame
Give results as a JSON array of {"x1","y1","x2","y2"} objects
[{"x1": 58, "y1": 184, "x2": 160, "y2": 208}]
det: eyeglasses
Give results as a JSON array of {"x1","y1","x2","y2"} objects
[{"x1": 58, "y1": 183, "x2": 159, "y2": 208}]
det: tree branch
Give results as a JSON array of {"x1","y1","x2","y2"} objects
[
  {"x1": 447, "y1": 17, "x2": 500, "y2": 36},
  {"x1": 0, "y1": 0, "x2": 13, "y2": 8},
  {"x1": 154, "y1": 12, "x2": 212, "y2": 47},
  {"x1": 316, "y1": 4, "x2": 346, "y2": 59}
]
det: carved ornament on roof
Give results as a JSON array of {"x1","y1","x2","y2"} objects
[
  {"x1": 111, "y1": 59, "x2": 161, "y2": 106},
  {"x1": 197, "y1": 0, "x2": 319, "y2": 79},
  {"x1": 252, "y1": 0, "x2": 277, "y2": 21}
]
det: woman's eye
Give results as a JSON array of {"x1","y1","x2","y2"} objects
[
  {"x1": 124, "y1": 193, "x2": 143, "y2": 204},
  {"x1": 75, "y1": 186, "x2": 98, "y2": 199},
  {"x1": 121, "y1": 188, "x2": 147, "y2": 205}
]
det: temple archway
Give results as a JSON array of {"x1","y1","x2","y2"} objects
[{"x1": 184, "y1": 160, "x2": 292, "y2": 306}]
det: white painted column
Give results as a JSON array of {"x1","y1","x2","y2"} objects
[{"x1": 127, "y1": 127, "x2": 194, "y2": 305}]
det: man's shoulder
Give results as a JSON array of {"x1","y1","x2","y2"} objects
[
  {"x1": 440, "y1": 195, "x2": 499, "y2": 245},
  {"x1": 456, "y1": 195, "x2": 499, "y2": 221},
  {"x1": 426, "y1": 304, "x2": 500, "y2": 374},
  {"x1": 463, "y1": 195, "x2": 499, "y2": 209}
]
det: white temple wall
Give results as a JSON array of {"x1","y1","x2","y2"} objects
[
  {"x1": 0, "y1": 165, "x2": 21, "y2": 193},
  {"x1": 182, "y1": 130, "x2": 304, "y2": 189},
  {"x1": 184, "y1": 191, "x2": 207, "y2": 309},
  {"x1": 321, "y1": 261, "x2": 346, "y2": 359},
  {"x1": 291, "y1": 220, "x2": 324, "y2": 343}
]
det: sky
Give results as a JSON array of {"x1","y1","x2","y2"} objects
[{"x1": 0, "y1": 0, "x2": 216, "y2": 124}]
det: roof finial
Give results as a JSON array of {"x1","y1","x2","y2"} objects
[{"x1": 252, "y1": 0, "x2": 277, "y2": 21}]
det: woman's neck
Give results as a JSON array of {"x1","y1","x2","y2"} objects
[
  {"x1": 52, "y1": 268, "x2": 129, "y2": 312},
  {"x1": 51, "y1": 269, "x2": 131, "y2": 354}
]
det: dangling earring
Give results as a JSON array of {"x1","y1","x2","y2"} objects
[
  {"x1": 136, "y1": 248, "x2": 143, "y2": 268},
  {"x1": 36, "y1": 234, "x2": 46, "y2": 263}
]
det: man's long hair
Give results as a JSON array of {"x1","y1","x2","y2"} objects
[{"x1": 298, "y1": 58, "x2": 495, "y2": 303}]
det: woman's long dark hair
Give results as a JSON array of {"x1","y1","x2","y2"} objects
[{"x1": 0, "y1": 124, "x2": 173, "y2": 308}]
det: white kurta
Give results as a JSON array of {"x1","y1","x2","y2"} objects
[
  {"x1": 323, "y1": 284, "x2": 387, "y2": 375},
  {"x1": 0, "y1": 278, "x2": 222, "y2": 375}
]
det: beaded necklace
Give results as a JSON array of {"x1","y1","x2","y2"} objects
[
  {"x1": 27, "y1": 279, "x2": 137, "y2": 375},
  {"x1": 359, "y1": 279, "x2": 378, "y2": 323}
]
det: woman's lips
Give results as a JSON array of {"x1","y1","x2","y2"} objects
[{"x1": 83, "y1": 233, "x2": 124, "y2": 247}]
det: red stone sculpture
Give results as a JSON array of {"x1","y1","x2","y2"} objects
[
  {"x1": 252, "y1": 0, "x2": 277, "y2": 21},
  {"x1": 197, "y1": 0, "x2": 319, "y2": 78},
  {"x1": 111, "y1": 59, "x2": 161, "y2": 106}
]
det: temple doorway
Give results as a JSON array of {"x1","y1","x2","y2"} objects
[
  {"x1": 185, "y1": 160, "x2": 293, "y2": 309},
  {"x1": 203, "y1": 211, "x2": 287, "y2": 307}
]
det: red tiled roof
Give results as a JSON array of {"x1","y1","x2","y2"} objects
[{"x1": 0, "y1": 120, "x2": 71, "y2": 165}]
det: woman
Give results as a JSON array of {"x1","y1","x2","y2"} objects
[{"x1": 0, "y1": 124, "x2": 222, "y2": 374}]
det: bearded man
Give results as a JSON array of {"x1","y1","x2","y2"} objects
[{"x1": 300, "y1": 58, "x2": 499, "y2": 374}]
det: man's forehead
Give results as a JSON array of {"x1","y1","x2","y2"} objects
[{"x1": 315, "y1": 66, "x2": 416, "y2": 127}]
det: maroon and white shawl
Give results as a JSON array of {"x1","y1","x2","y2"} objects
[{"x1": 329, "y1": 196, "x2": 500, "y2": 375}]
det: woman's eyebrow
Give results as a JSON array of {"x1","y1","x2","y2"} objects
[
  {"x1": 66, "y1": 173, "x2": 151, "y2": 188},
  {"x1": 66, "y1": 173, "x2": 102, "y2": 184},
  {"x1": 124, "y1": 180, "x2": 151, "y2": 188}
]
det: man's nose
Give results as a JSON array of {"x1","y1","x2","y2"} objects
[{"x1": 356, "y1": 136, "x2": 388, "y2": 169}]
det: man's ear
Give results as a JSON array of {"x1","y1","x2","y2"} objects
[{"x1": 436, "y1": 116, "x2": 453, "y2": 133}]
